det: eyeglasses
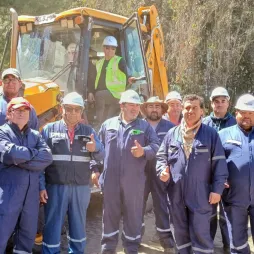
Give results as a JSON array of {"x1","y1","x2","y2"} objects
[
  {"x1": 64, "y1": 106, "x2": 82, "y2": 113},
  {"x1": 104, "y1": 46, "x2": 116, "y2": 51},
  {"x1": 2, "y1": 78, "x2": 19, "y2": 84}
]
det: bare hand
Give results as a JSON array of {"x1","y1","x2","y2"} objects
[
  {"x1": 86, "y1": 134, "x2": 96, "y2": 152},
  {"x1": 40, "y1": 190, "x2": 48, "y2": 204},
  {"x1": 224, "y1": 181, "x2": 230, "y2": 188},
  {"x1": 91, "y1": 172, "x2": 100, "y2": 187},
  {"x1": 131, "y1": 140, "x2": 144, "y2": 158},
  {"x1": 128, "y1": 77, "x2": 137, "y2": 85},
  {"x1": 209, "y1": 192, "x2": 221, "y2": 204},
  {"x1": 160, "y1": 166, "x2": 170, "y2": 182},
  {"x1": 88, "y1": 93, "x2": 95, "y2": 102}
]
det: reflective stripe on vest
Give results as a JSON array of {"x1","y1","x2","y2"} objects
[
  {"x1": 95, "y1": 56, "x2": 126, "y2": 99},
  {"x1": 52, "y1": 154, "x2": 90, "y2": 162}
]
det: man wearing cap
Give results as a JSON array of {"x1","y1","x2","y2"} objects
[
  {"x1": 88, "y1": 36, "x2": 135, "y2": 126},
  {"x1": 219, "y1": 94, "x2": 254, "y2": 253},
  {"x1": 40, "y1": 92, "x2": 104, "y2": 253},
  {"x1": 163, "y1": 91, "x2": 183, "y2": 125},
  {"x1": 157, "y1": 94, "x2": 228, "y2": 254},
  {"x1": 99, "y1": 90, "x2": 160, "y2": 254},
  {"x1": 203, "y1": 87, "x2": 236, "y2": 251},
  {"x1": 0, "y1": 97, "x2": 52, "y2": 253},
  {"x1": 0, "y1": 68, "x2": 39, "y2": 129},
  {"x1": 140, "y1": 96, "x2": 175, "y2": 253}
]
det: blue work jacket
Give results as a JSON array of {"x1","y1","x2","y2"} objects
[
  {"x1": 145, "y1": 118, "x2": 174, "y2": 171},
  {"x1": 0, "y1": 122, "x2": 52, "y2": 186},
  {"x1": 219, "y1": 124, "x2": 254, "y2": 208},
  {"x1": 156, "y1": 123, "x2": 228, "y2": 211},
  {"x1": 203, "y1": 112, "x2": 236, "y2": 132},
  {"x1": 99, "y1": 116, "x2": 160, "y2": 183},
  {"x1": 40, "y1": 120, "x2": 104, "y2": 189}
]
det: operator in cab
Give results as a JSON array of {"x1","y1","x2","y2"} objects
[{"x1": 88, "y1": 36, "x2": 135, "y2": 126}]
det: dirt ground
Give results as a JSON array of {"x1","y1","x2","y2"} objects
[
  {"x1": 29, "y1": 192, "x2": 254, "y2": 254},
  {"x1": 59, "y1": 193, "x2": 254, "y2": 254}
]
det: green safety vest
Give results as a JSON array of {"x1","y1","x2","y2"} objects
[{"x1": 95, "y1": 56, "x2": 127, "y2": 99}]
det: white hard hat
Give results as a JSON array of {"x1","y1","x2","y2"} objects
[
  {"x1": 102, "y1": 36, "x2": 118, "y2": 47},
  {"x1": 210, "y1": 87, "x2": 230, "y2": 101},
  {"x1": 62, "y1": 92, "x2": 84, "y2": 108},
  {"x1": 2, "y1": 68, "x2": 21, "y2": 79},
  {"x1": 165, "y1": 91, "x2": 182, "y2": 103},
  {"x1": 235, "y1": 94, "x2": 254, "y2": 112},
  {"x1": 119, "y1": 90, "x2": 142, "y2": 104}
]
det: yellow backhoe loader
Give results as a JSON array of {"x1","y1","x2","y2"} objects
[{"x1": 0, "y1": 5, "x2": 168, "y2": 128}]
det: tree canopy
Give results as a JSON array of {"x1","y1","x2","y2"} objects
[{"x1": 1, "y1": 0, "x2": 254, "y2": 104}]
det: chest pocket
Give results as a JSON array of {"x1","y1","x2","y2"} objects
[
  {"x1": 106, "y1": 129, "x2": 117, "y2": 143},
  {"x1": 130, "y1": 133, "x2": 145, "y2": 146},
  {"x1": 167, "y1": 144, "x2": 180, "y2": 164},
  {"x1": 51, "y1": 138, "x2": 68, "y2": 153},
  {"x1": 224, "y1": 140, "x2": 242, "y2": 158}
]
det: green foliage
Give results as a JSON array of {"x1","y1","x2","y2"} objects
[{"x1": 1, "y1": 0, "x2": 254, "y2": 107}]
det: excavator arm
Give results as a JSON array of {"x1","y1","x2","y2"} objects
[{"x1": 137, "y1": 5, "x2": 168, "y2": 99}]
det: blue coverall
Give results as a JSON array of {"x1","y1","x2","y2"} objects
[
  {"x1": 40, "y1": 120, "x2": 104, "y2": 254},
  {"x1": 0, "y1": 94, "x2": 39, "y2": 129},
  {"x1": 203, "y1": 112, "x2": 236, "y2": 247},
  {"x1": 0, "y1": 122, "x2": 53, "y2": 253},
  {"x1": 143, "y1": 118, "x2": 175, "y2": 249},
  {"x1": 219, "y1": 125, "x2": 254, "y2": 254},
  {"x1": 99, "y1": 116, "x2": 160, "y2": 254},
  {"x1": 156, "y1": 124, "x2": 228, "y2": 254}
]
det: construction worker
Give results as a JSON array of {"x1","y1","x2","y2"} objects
[
  {"x1": 140, "y1": 96, "x2": 175, "y2": 253},
  {"x1": 40, "y1": 92, "x2": 104, "y2": 254},
  {"x1": 219, "y1": 94, "x2": 254, "y2": 253},
  {"x1": 203, "y1": 87, "x2": 235, "y2": 251},
  {"x1": 203, "y1": 87, "x2": 236, "y2": 130},
  {"x1": 88, "y1": 36, "x2": 135, "y2": 125},
  {"x1": 0, "y1": 68, "x2": 39, "y2": 129},
  {"x1": 157, "y1": 94, "x2": 228, "y2": 254},
  {"x1": 0, "y1": 97, "x2": 52, "y2": 253},
  {"x1": 163, "y1": 91, "x2": 182, "y2": 125},
  {"x1": 99, "y1": 90, "x2": 160, "y2": 254}
]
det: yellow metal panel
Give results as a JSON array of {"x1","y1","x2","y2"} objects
[{"x1": 23, "y1": 80, "x2": 60, "y2": 116}]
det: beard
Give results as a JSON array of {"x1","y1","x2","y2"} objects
[{"x1": 147, "y1": 112, "x2": 161, "y2": 121}]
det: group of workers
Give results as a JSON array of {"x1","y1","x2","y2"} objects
[{"x1": 0, "y1": 35, "x2": 254, "y2": 254}]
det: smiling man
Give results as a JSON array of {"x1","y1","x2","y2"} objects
[
  {"x1": 0, "y1": 68, "x2": 38, "y2": 129},
  {"x1": 99, "y1": 90, "x2": 160, "y2": 254},
  {"x1": 219, "y1": 94, "x2": 254, "y2": 253},
  {"x1": 140, "y1": 96, "x2": 175, "y2": 253},
  {"x1": 0, "y1": 97, "x2": 52, "y2": 253},
  {"x1": 203, "y1": 87, "x2": 236, "y2": 251},
  {"x1": 157, "y1": 94, "x2": 228, "y2": 254},
  {"x1": 88, "y1": 36, "x2": 135, "y2": 126},
  {"x1": 40, "y1": 92, "x2": 104, "y2": 254}
]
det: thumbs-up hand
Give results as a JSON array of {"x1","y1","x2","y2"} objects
[
  {"x1": 86, "y1": 133, "x2": 96, "y2": 152},
  {"x1": 160, "y1": 166, "x2": 170, "y2": 182},
  {"x1": 131, "y1": 140, "x2": 144, "y2": 158}
]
